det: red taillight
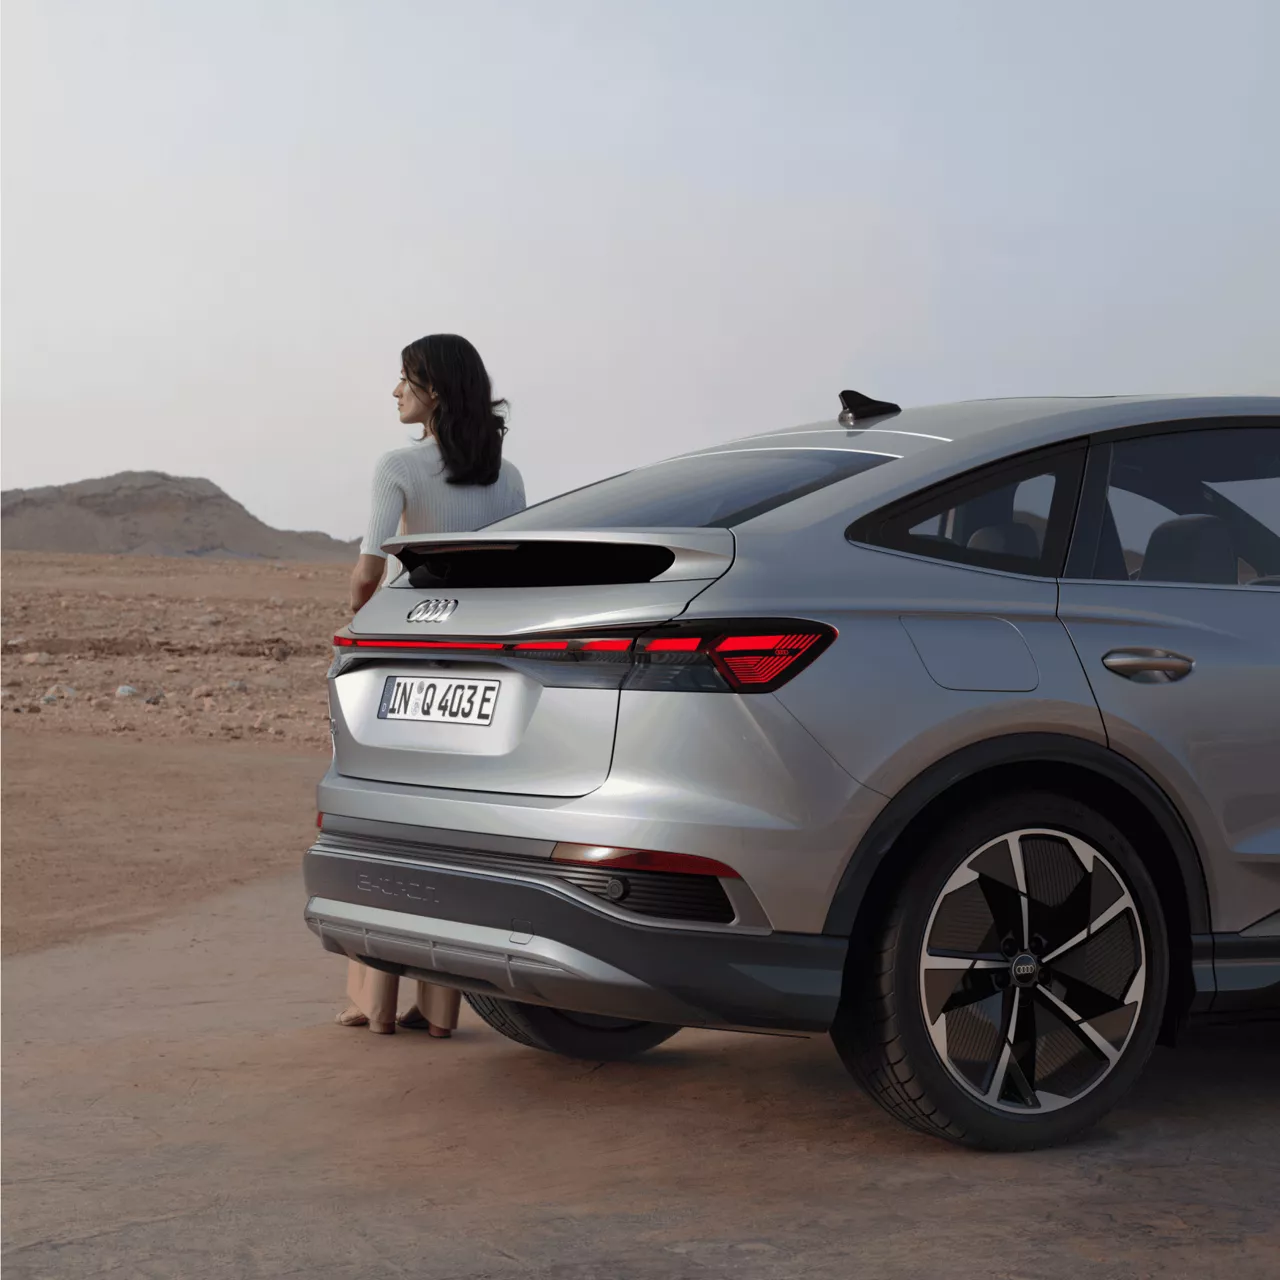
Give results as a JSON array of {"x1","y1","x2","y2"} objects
[
  {"x1": 642, "y1": 637, "x2": 701, "y2": 653},
  {"x1": 710, "y1": 632, "x2": 822, "y2": 688},
  {"x1": 332, "y1": 619, "x2": 833, "y2": 694},
  {"x1": 552, "y1": 842, "x2": 739, "y2": 878},
  {"x1": 630, "y1": 621, "x2": 835, "y2": 693},
  {"x1": 334, "y1": 635, "x2": 502, "y2": 651}
]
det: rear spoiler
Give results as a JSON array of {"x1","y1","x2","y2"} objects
[{"x1": 381, "y1": 528, "x2": 735, "y2": 589}]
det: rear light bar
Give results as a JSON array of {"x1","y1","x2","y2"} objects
[
  {"x1": 333, "y1": 618, "x2": 835, "y2": 694},
  {"x1": 552, "y1": 843, "x2": 740, "y2": 878}
]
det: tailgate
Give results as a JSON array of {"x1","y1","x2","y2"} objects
[{"x1": 330, "y1": 529, "x2": 734, "y2": 797}]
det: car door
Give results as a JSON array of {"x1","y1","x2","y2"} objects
[{"x1": 1058, "y1": 422, "x2": 1280, "y2": 1008}]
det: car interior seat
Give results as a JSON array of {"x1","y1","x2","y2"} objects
[
  {"x1": 1138, "y1": 513, "x2": 1238, "y2": 585},
  {"x1": 966, "y1": 522, "x2": 1041, "y2": 559}
]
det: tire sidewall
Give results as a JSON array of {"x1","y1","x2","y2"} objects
[{"x1": 892, "y1": 790, "x2": 1170, "y2": 1148}]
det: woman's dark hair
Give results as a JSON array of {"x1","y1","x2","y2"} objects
[{"x1": 402, "y1": 334, "x2": 508, "y2": 486}]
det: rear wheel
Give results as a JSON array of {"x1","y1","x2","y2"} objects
[
  {"x1": 832, "y1": 791, "x2": 1169, "y2": 1150},
  {"x1": 465, "y1": 994, "x2": 680, "y2": 1061}
]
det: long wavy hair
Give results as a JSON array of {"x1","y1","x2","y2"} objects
[{"x1": 402, "y1": 334, "x2": 508, "y2": 486}]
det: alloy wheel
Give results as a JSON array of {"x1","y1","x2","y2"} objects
[{"x1": 918, "y1": 827, "x2": 1146, "y2": 1114}]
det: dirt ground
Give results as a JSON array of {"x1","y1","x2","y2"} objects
[
  {"x1": 3, "y1": 554, "x2": 1279, "y2": 1278},
  {"x1": 1, "y1": 551, "x2": 350, "y2": 751}
]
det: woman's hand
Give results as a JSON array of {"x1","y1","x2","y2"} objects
[{"x1": 349, "y1": 554, "x2": 386, "y2": 614}]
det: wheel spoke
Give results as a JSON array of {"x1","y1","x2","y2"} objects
[
  {"x1": 1036, "y1": 985, "x2": 1122, "y2": 1064},
  {"x1": 984, "y1": 988, "x2": 1021, "y2": 1103},
  {"x1": 1041, "y1": 895, "x2": 1132, "y2": 964},
  {"x1": 1009, "y1": 837, "x2": 1030, "y2": 949},
  {"x1": 922, "y1": 954, "x2": 1006, "y2": 969}
]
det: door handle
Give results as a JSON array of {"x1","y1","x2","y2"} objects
[{"x1": 1101, "y1": 648, "x2": 1195, "y2": 683}]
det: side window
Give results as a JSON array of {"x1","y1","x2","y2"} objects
[
  {"x1": 1084, "y1": 426, "x2": 1280, "y2": 586},
  {"x1": 850, "y1": 449, "x2": 1085, "y2": 577}
]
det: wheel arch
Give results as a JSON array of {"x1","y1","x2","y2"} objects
[{"x1": 823, "y1": 733, "x2": 1212, "y2": 1034}]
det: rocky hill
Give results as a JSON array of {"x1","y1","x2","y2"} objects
[{"x1": 1, "y1": 471, "x2": 357, "y2": 560}]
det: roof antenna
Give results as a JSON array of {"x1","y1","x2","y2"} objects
[{"x1": 838, "y1": 389, "x2": 902, "y2": 426}]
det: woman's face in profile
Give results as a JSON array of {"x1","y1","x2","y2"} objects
[{"x1": 394, "y1": 371, "x2": 436, "y2": 425}]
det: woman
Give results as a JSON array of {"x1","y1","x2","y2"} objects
[{"x1": 339, "y1": 333, "x2": 526, "y2": 1036}]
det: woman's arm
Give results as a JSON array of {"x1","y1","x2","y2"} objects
[
  {"x1": 349, "y1": 554, "x2": 386, "y2": 613},
  {"x1": 351, "y1": 453, "x2": 405, "y2": 613}
]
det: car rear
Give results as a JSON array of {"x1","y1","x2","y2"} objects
[{"x1": 304, "y1": 435, "x2": 909, "y2": 1031}]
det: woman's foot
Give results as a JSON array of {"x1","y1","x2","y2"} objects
[
  {"x1": 397, "y1": 1007, "x2": 453, "y2": 1037},
  {"x1": 337, "y1": 1007, "x2": 395, "y2": 1034}
]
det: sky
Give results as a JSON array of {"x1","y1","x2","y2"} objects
[{"x1": 3, "y1": 0, "x2": 1279, "y2": 540}]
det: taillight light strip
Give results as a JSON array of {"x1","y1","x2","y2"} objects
[{"x1": 332, "y1": 620, "x2": 836, "y2": 693}]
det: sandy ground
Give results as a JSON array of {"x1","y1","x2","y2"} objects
[{"x1": 3, "y1": 555, "x2": 1279, "y2": 1278}]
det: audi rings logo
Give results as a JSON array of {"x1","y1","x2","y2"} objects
[{"x1": 406, "y1": 599, "x2": 459, "y2": 624}]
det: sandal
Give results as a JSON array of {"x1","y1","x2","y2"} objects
[
  {"x1": 397, "y1": 1007, "x2": 452, "y2": 1038},
  {"x1": 336, "y1": 1007, "x2": 395, "y2": 1034}
]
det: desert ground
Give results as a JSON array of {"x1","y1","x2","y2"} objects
[{"x1": 3, "y1": 551, "x2": 1278, "y2": 1279}]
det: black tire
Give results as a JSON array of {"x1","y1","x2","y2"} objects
[
  {"x1": 831, "y1": 790, "x2": 1169, "y2": 1150},
  {"x1": 465, "y1": 994, "x2": 680, "y2": 1061}
]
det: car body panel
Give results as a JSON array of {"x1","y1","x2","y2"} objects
[
  {"x1": 1059, "y1": 579, "x2": 1280, "y2": 932},
  {"x1": 699, "y1": 534, "x2": 1107, "y2": 800}
]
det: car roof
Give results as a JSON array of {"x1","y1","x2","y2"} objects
[{"x1": 708, "y1": 394, "x2": 1280, "y2": 533}]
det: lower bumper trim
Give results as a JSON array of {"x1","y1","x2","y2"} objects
[{"x1": 304, "y1": 845, "x2": 848, "y2": 1032}]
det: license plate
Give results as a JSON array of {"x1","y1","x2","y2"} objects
[{"x1": 377, "y1": 675, "x2": 500, "y2": 726}]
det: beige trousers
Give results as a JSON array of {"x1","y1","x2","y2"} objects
[{"x1": 345, "y1": 960, "x2": 462, "y2": 1031}]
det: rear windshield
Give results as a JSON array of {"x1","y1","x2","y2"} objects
[{"x1": 489, "y1": 448, "x2": 893, "y2": 531}]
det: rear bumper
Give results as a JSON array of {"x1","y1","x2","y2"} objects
[{"x1": 304, "y1": 833, "x2": 848, "y2": 1033}]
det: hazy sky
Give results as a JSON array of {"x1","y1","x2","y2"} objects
[{"x1": 4, "y1": 1, "x2": 1278, "y2": 540}]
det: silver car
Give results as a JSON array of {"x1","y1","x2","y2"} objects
[{"x1": 305, "y1": 393, "x2": 1280, "y2": 1150}]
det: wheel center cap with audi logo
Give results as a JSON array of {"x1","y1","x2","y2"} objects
[
  {"x1": 1010, "y1": 952, "x2": 1041, "y2": 987},
  {"x1": 406, "y1": 599, "x2": 458, "y2": 624}
]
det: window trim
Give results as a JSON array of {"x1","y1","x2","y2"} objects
[
  {"x1": 845, "y1": 443, "x2": 1087, "y2": 579},
  {"x1": 1063, "y1": 418, "x2": 1280, "y2": 587}
]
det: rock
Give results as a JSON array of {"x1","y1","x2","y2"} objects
[
  {"x1": 115, "y1": 684, "x2": 139, "y2": 698},
  {"x1": 267, "y1": 595, "x2": 285, "y2": 607},
  {"x1": 22, "y1": 652, "x2": 52, "y2": 666},
  {"x1": 42, "y1": 694, "x2": 59, "y2": 704},
  {"x1": 227, "y1": 679, "x2": 249, "y2": 693},
  {"x1": 191, "y1": 685, "x2": 215, "y2": 699},
  {"x1": 144, "y1": 692, "x2": 165, "y2": 705},
  {"x1": 270, "y1": 643, "x2": 290, "y2": 662}
]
